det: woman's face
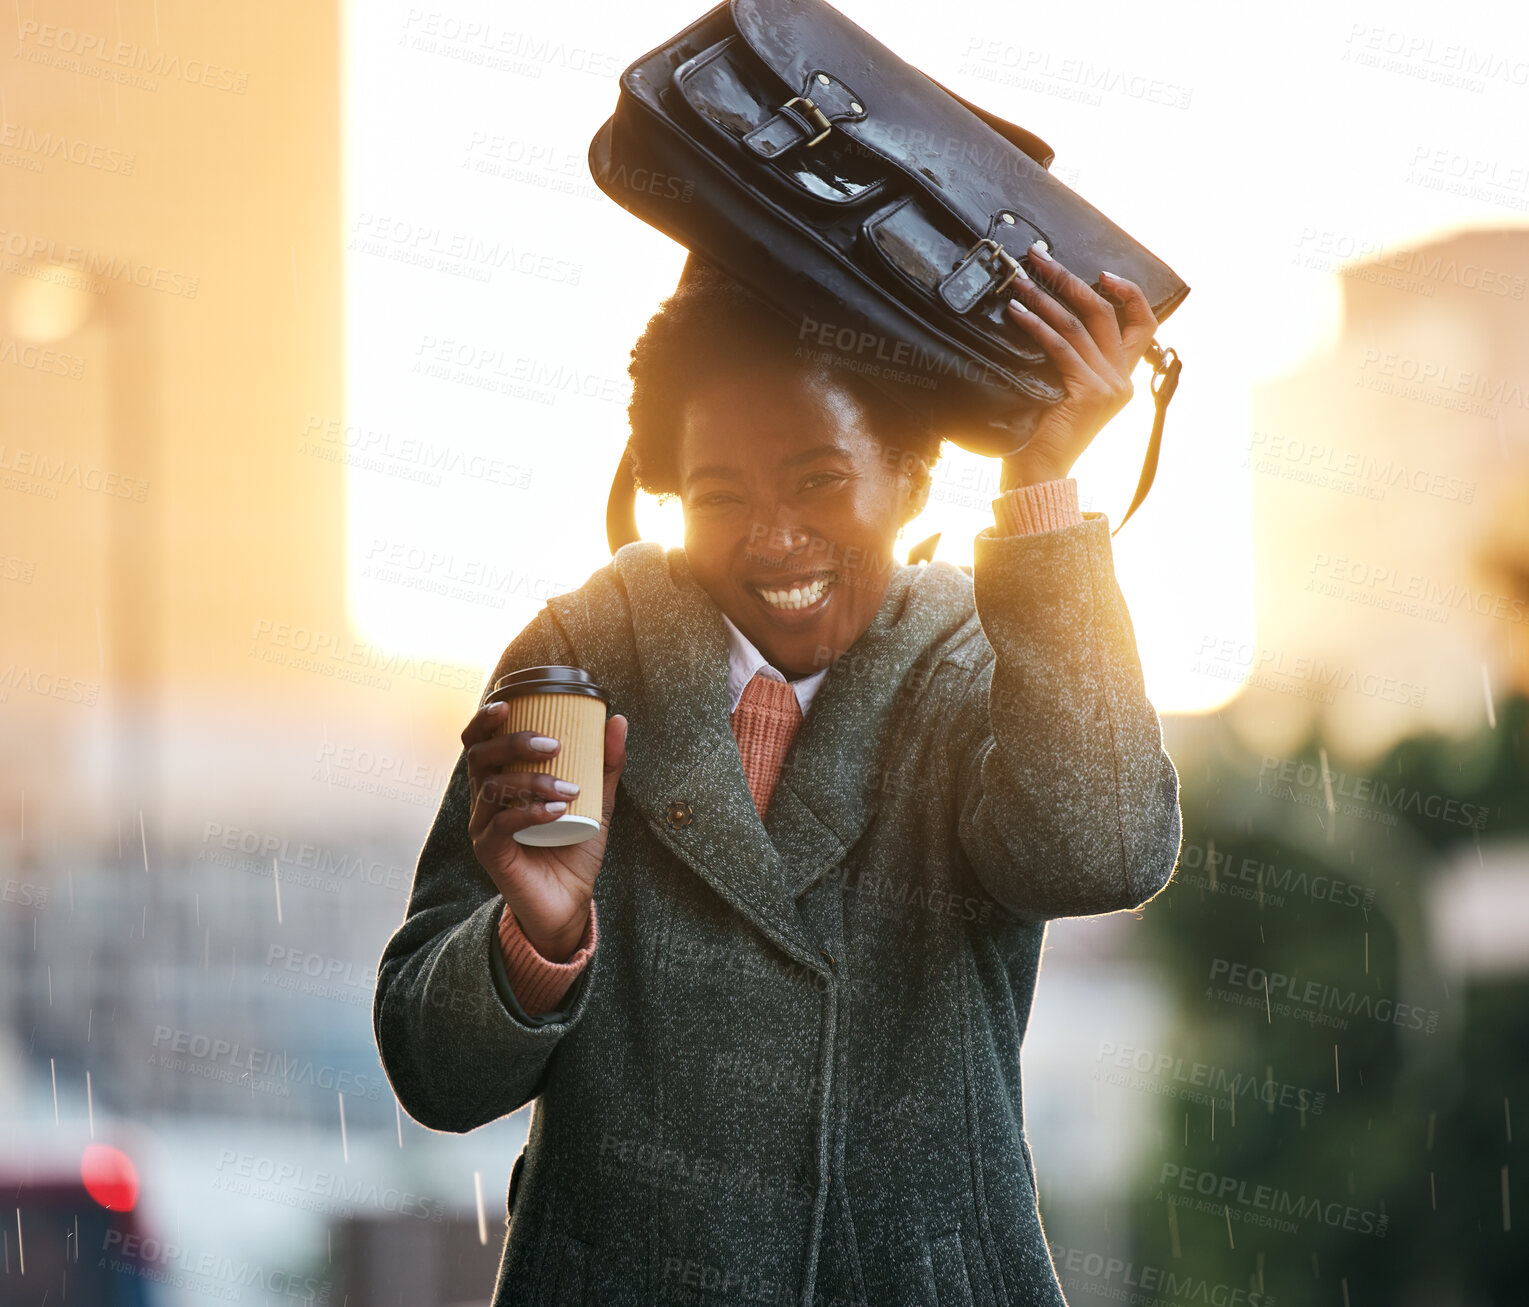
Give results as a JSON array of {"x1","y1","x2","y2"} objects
[{"x1": 678, "y1": 360, "x2": 926, "y2": 680}]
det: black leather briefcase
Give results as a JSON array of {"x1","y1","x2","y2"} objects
[{"x1": 589, "y1": 0, "x2": 1188, "y2": 539}]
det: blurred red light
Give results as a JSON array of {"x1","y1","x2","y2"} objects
[{"x1": 81, "y1": 1144, "x2": 139, "y2": 1211}]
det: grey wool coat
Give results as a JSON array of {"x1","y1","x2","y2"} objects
[{"x1": 373, "y1": 512, "x2": 1183, "y2": 1307}]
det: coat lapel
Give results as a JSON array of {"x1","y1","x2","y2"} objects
[
  {"x1": 763, "y1": 553, "x2": 974, "y2": 899},
  {"x1": 543, "y1": 542, "x2": 975, "y2": 967}
]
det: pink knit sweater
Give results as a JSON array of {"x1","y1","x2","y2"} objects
[{"x1": 496, "y1": 477, "x2": 1085, "y2": 1014}]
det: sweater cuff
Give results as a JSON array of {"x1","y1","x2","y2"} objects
[
  {"x1": 991, "y1": 478, "x2": 1084, "y2": 535},
  {"x1": 497, "y1": 899, "x2": 598, "y2": 1017}
]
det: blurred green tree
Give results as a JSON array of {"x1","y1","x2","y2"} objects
[{"x1": 1114, "y1": 697, "x2": 1528, "y2": 1307}]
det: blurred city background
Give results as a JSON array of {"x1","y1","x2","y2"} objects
[{"x1": 1, "y1": 0, "x2": 1526, "y2": 1303}]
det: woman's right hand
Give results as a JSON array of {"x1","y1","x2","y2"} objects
[{"x1": 462, "y1": 702, "x2": 628, "y2": 962}]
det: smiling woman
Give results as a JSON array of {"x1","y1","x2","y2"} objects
[{"x1": 373, "y1": 245, "x2": 1184, "y2": 1307}]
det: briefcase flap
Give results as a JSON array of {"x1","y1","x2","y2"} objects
[
  {"x1": 725, "y1": 0, "x2": 1185, "y2": 318},
  {"x1": 729, "y1": 0, "x2": 1056, "y2": 236}
]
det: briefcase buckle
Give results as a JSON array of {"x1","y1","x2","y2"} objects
[
  {"x1": 782, "y1": 96, "x2": 834, "y2": 148},
  {"x1": 958, "y1": 238, "x2": 1025, "y2": 297}
]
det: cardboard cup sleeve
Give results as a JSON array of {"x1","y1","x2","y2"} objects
[{"x1": 487, "y1": 667, "x2": 608, "y2": 847}]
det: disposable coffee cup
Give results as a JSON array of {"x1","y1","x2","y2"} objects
[{"x1": 485, "y1": 666, "x2": 609, "y2": 847}]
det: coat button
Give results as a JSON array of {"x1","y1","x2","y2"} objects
[
  {"x1": 665, "y1": 800, "x2": 693, "y2": 830},
  {"x1": 820, "y1": 949, "x2": 836, "y2": 969}
]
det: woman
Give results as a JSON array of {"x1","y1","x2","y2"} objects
[{"x1": 373, "y1": 245, "x2": 1181, "y2": 1306}]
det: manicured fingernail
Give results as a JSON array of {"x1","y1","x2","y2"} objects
[
  {"x1": 529, "y1": 736, "x2": 559, "y2": 752},
  {"x1": 553, "y1": 779, "x2": 581, "y2": 796},
  {"x1": 1029, "y1": 239, "x2": 1052, "y2": 259},
  {"x1": 487, "y1": 700, "x2": 508, "y2": 712},
  {"x1": 544, "y1": 800, "x2": 568, "y2": 813},
  {"x1": 1007, "y1": 297, "x2": 1030, "y2": 314},
  {"x1": 1099, "y1": 269, "x2": 1118, "y2": 282}
]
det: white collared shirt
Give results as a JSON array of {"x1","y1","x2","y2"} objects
[{"x1": 720, "y1": 612, "x2": 830, "y2": 718}]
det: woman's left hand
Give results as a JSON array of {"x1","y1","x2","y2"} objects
[{"x1": 999, "y1": 243, "x2": 1159, "y2": 488}]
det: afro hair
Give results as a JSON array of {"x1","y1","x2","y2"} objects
[{"x1": 624, "y1": 254, "x2": 944, "y2": 503}]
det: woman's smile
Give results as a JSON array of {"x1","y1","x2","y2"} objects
[{"x1": 746, "y1": 568, "x2": 838, "y2": 619}]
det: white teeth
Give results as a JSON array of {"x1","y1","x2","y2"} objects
[{"x1": 756, "y1": 577, "x2": 832, "y2": 610}]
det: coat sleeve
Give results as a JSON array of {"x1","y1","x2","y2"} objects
[
  {"x1": 372, "y1": 605, "x2": 599, "y2": 1132},
  {"x1": 946, "y1": 511, "x2": 1182, "y2": 920}
]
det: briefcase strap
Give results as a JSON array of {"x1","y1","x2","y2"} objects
[{"x1": 1111, "y1": 340, "x2": 1182, "y2": 538}]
